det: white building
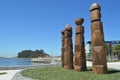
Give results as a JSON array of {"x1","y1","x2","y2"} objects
[{"x1": 85, "y1": 40, "x2": 120, "y2": 60}]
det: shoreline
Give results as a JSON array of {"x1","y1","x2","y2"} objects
[
  {"x1": 0, "y1": 57, "x2": 61, "y2": 70},
  {"x1": 0, "y1": 63, "x2": 61, "y2": 70}
]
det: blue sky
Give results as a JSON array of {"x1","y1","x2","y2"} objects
[{"x1": 0, "y1": 0, "x2": 120, "y2": 57}]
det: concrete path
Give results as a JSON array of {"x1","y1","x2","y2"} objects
[
  {"x1": 11, "y1": 71, "x2": 37, "y2": 80},
  {"x1": 87, "y1": 61, "x2": 120, "y2": 70},
  {"x1": 107, "y1": 62, "x2": 120, "y2": 70},
  {"x1": 0, "y1": 70, "x2": 22, "y2": 80}
]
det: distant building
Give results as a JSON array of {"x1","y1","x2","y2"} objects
[{"x1": 85, "y1": 40, "x2": 120, "y2": 60}]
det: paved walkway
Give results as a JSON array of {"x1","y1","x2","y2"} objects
[
  {"x1": 0, "y1": 70, "x2": 22, "y2": 80},
  {"x1": 1, "y1": 62, "x2": 120, "y2": 80},
  {"x1": 87, "y1": 61, "x2": 120, "y2": 70},
  {"x1": 12, "y1": 71, "x2": 36, "y2": 80}
]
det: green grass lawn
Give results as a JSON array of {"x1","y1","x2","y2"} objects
[
  {"x1": 22, "y1": 67, "x2": 120, "y2": 80},
  {"x1": 107, "y1": 60, "x2": 120, "y2": 62},
  {"x1": 0, "y1": 72, "x2": 7, "y2": 75}
]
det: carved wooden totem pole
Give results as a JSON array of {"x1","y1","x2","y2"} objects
[
  {"x1": 74, "y1": 18, "x2": 87, "y2": 71},
  {"x1": 61, "y1": 30, "x2": 65, "y2": 67},
  {"x1": 63, "y1": 24, "x2": 74, "y2": 69},
  {"x1": 90, "y1": 3, "x2": 107, "y2": 74}
]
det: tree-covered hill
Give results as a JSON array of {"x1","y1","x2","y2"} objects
[{"x1": 17, "y1": 49, "x2": 50, "y2": 58}]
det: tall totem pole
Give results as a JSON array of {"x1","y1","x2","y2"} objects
[
  {"x1": 63, "y1": 24, "x2": 74, "y2": 69},
  {"x1": 74, "y1": 18, "x2": 87, "y2": 71},
  {"x1": 90, "y1": 3, "x2": 107, "y2": 74}
]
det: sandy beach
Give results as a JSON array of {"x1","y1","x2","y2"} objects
[{"x1": 0, "y1": 61, "x2": 120, "y2": 80}]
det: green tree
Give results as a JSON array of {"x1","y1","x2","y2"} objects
[
  {"x1": 105, "y1": 44, "x2": 112, "y2": 55},
  {"x1": 17, "y1": 49, "x2": 50, "y2": 58},
  {"x1": 114, "y1": 45, "x2": 120, "y2": 53}
]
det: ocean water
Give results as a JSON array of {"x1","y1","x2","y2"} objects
[{"x1": 0, "y1": 58, "x2": 35, "y2": 66}]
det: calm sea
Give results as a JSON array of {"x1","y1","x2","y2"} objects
[{"x1": 0, "y1": 58, "x2": 35, "y2": 66}]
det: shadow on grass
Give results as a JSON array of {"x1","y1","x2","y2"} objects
[
  {"x1": 87, "y1": 68, "x2": 92, "y2": 71},
  {"x1": 108, "y1": 70, "x2": 120, "y2": 74},
  {"x1": 87, "y1": 68, "x2": 120, "y2": 74}
]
